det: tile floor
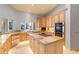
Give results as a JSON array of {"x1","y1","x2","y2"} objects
[
  {"x1": 8, "y1": 40, "x2": 79, "y2": 54},
  {"x1": 8, "y1": 41, "x2": 33, "y2": 54}
]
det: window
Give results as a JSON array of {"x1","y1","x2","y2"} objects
[
  {"x1": 21, "y1": 23, "x2": 25, "y2": 30},
  {"x1": 9, "y1": 22, "x2": 13, "y2": 31},
  {"x1": 26, "y1": 23, "x2": 32, "y2": 30},
  {"x1": 20, "y1": 22, "x2": 32, "y2": 31}
]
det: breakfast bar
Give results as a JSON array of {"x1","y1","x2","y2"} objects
[{"x1": 28, "y1": 32, "x2": 64, "y2": 54}]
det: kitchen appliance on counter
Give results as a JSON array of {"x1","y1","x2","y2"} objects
[
  {"x1": 41, "y1": 27, "x2": 46, "y2": 31},
  {"x1": 55, "y1": 23, "x2": 63, "y2": 37},
  {"x1": 40, "y1": 27, "x2": 46, "y2": 34},
  {"x1": 38, "y1": 27, "x2": 53, "y2": 37}
]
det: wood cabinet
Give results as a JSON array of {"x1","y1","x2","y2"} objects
[
  {"x1": 11, "y1": 33, "x2": 20, "y2": 47},
  {"x1": 34, "y1": 39, "x2": 40, "y2": 54},
  {"x1": 29, "y1": 34, "x2": 63, "y2": 54},
  {"x1": 0, "y1": 47, "x2": 5, "y2": 54},
  {"x1": 3, "y1": 36, "x2": 12, "y2": 53},
  {"x1": 11, "y1": 32, "x2": 28, "y2": 42},
  {"x1": 45, "y1": 16, "x2": 52, "y2": 32},
  {"x1": 39, "y1": 39, "x2": 63, "y2": 54},
  {"x1": 54, "y1": 15, "x2": 60, "y2": 23},
  {"x1": 39, "y1": 42, "x2": 56, "y2": 54},
  {"x1": 0, "y1": 32, "x2": 28, "y2": 54},
  {"x1": 59, "y1": 11, "x2": 65, "y2": 23},
  {"x1": 29, "y1": 36, "x2": 33, "y2": 51},
  {"x1": 37, "y1": 16, "x2": 43, "y2": 31},
  {"x1": 20, "y1": 32, "x2": 28, "y2": 41},
  {"x1": 45, "y1": 11, "x2": 65, "y2": 32},
  {"x1": 45, "y1": 16, "x2": 49, "y2": 31},
  {"x1": 29, "y1": 35, "x2": 41, "y2": 54},
  {"x1": 55, "y1": 40, "x2": 63, "y2": 53}
]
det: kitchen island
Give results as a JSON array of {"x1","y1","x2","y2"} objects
[
  {"x1": 27, "y1": 31, "x2": 64, "y2": 54},
  {"x1": 0, "y1": 31, "x2": 64, "y2": 54}
]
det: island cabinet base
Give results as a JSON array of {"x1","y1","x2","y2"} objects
[
  {"x1": 39, "y1": 39, "x2": 63, "y2": 54},
  {"x1": 29, "y1": 34, "x2": 64, "y2": 54},
  {"x1": 39, "y1": 42, "x2": 56, "y2": 54}
]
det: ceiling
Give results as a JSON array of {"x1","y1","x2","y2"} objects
[{"x1": 10, "y1": 4, "x2": 56, "y2": 15}]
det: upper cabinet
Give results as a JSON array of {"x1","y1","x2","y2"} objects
[
  {"x1": 45, "y1": 16, "x2": 53, "y2": 32},
  {"x1": 54, "y1": 15, "x2": 59, "y2": 23},
  {"x1": 37, "y1": 10, "x2": 66, "y2": 32},
  {"x1": 37, "y1": 16, "x2": 43, "y2": 31},
  {"x1": 52, "y1": 11, "x2": 65, "y2": 24},
  {"x1": 59, "y1": 11, "x2": 65, "y2": 23},
  {"x1": 45, "y1": 10, "x2": 66, "y2": 32}
]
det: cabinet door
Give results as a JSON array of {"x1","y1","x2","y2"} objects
[
  {"x1": 51, "y1": 17, "x2": 55, "y2": 27},
  {"x1": 48, "y1": 16, "x2": 52, "y2": 27},
  {"x1": 34, "y1": 40, "x2": 40, "y2": 54},
  {"x1": 54, "y1": 15, "x2": 60, "y2": 23},
  {"x1": 3, "y1": 36, "x2": 12, "y2": 53},
  {"x1": 0, "y1": 47, "x2": 5, "y2": 54},
  {"x1": 39, "y1": 43, "x2": 45, "y2": 54},
  {"x1": 59, "y1": 12, "x2": 65, "y2": 23},
  {"x1": 45, "y1": 43, "x2": 56, "y2": 54},
  {"x1": 11, "y1": 34, "x2": 20, "y2": 47},
  {"x1": 29, "y1": 36, "x2": 36, "y2": 54},
  {"x1": 37, "y1": 16, "x2": 43, "y2": 31},
  {"x1": 45, "y1": 16, "x2": 50, "y2": 31},
  {"x1": 55, "y1": 39, "x2": 63, "y2": 54},
  {"x1": 20, "y1": 33, "x2": 27, "y2": 41}
]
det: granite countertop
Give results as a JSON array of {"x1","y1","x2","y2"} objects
[
  {"x1": 27, "y1": 31, "x2": 63, "y2": 45},
  {"x1": 0, "y1": 31, "x2": 26, "y2": 45},
  {"x1": 0, "y1": 34, "x2": 11, "y2": 47},
  {"x1": 39, "y1": 36, "x2": 63, "y2": 45},
  {"x1": 0, "y1": 31, "x2": 25, "y2": 47}
]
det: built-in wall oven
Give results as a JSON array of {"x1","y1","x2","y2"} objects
[{"x1": 55, "y1": 23, "x2": 63, "y2": 37}]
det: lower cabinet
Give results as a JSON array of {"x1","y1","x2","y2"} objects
[
  {"x1": 55, "y1": 40, "x2": 63, "y2": 54},
  {"x1": 0, "y1": 47, "x2": 5, "y2": 54},
  {"x1": 34, "y1": 39, "x2": 40, "y2": 54},
  {"x1": 11, "y1": 34, "x2": 20, "y2": 47},
  {"x1": 20, "y1": 32, "x2": 28, "y2": 41},
  {"x1": 2, "y1": 36, "x2": 12, "y2": 54},
  {"x1": 0, "y1": 32, "x2": 28, "y2": 54},
  {"x1": 29, "y1": 36, "x2": 35, "y2": 54},
  {"x1": 29, "y1": 36, "x2": 63, "y2": 54},
  {"x1": 39, "y1": 40, "x2": 63, "y2": 54},
  {"x1": 39, "y1": 42, "x2": 56, "y2": 54}
]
